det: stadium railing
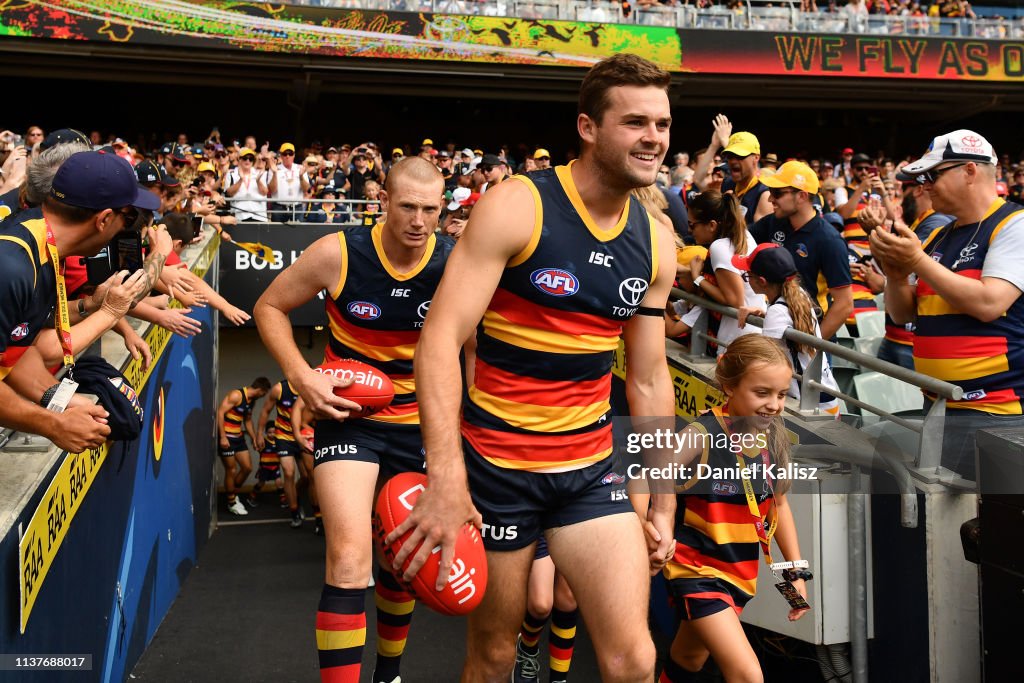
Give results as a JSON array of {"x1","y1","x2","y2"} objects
[
  {"x1": 670, "y1": 288, "x2": 968, "y2": 490},
  {"x1": 280, "y1": 0, "x2": 1024, "y2": 38}
]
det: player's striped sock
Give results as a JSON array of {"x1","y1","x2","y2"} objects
[
  {"x1": 373, "y1": 570, "x2": 416, "y2": 682},
  {"x1": 659, "y1": 655, "x2": 699, "y2": 682},
  {"x1": 316, "y1": 584, "x2": 365, "y2": 683},
  {"x1": 519, "y1": 610, "x2": 547, "y2": 654},
  {"x1": 548, "y1": 608, "x2": 577, "y2": 681}
]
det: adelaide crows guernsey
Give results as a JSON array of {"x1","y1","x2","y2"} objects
[
  {"x1": 274, "y1": 379, "x2": 298, "y2": 443},
  {"x1": 223, "y1": 387, "x2": 255, "y2": 438},
  {"x1": 0, "y1": 208, "x2": 55, "y2": 381},
  {"x1": 665, "y1": 407, "x2": 775, "y2": 610},
  {"x1": 463, "y1": 163, "x2": 658, "y2": 472},
  {"x1": 915, "y1": 199, "x2": 1024, "y2": 414},
  {"x1": 324, "y1": 223, "x2": 454, "y2": 425}
]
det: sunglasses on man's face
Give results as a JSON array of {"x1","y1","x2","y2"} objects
[
  {"x1": 215, "y1": 152, "x2": 227, "y2": 158},
  {"x1": 241, "y1": 155, "x2": 255, "y2": 162},
  {"x1": 117, "y1": 206, "x2": 141, "y2": 231},
  {"x1": 769, "y1": 188, "x2": 797, "y2": 199},
  {"x1": 281, "y1": 151, "x2": 294, "y2": 157},
  {"x1": 171, "y1": 159, "x2": 185, "y2": 168},
  {"x1": 479, "y1": 165, "x2": 494, "y2": 173}
]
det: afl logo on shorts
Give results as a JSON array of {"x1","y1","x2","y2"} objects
[
  {"x1": 348, "y1": 301, "x2": 381, "y2": 320},
  {"x1": 531, "y1": 268, "x2": 579, "y2": 297},
  {"x1": 10, "y1": 323, "x2": 29, "y2": 341},
  {"x1": 601, "y1": 472, "x2": 626, "y2": 486}
]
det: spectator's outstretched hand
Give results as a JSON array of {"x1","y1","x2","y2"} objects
[{"x1": 712, "y1": 114, "x2": 732, "y2": 150}]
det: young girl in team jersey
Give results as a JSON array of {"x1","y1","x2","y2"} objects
[
  {"x1": 732, "y1": 243, "x2": 842, "y2": 416},
  {"x1": 661, "y1": 334, "x2": 810, "y2": 683}
]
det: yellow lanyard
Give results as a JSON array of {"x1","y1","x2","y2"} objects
[
  {"x1": 44, "y1": 219, "x2": 75, "y2": 369},
  {"x1": 716, "y1": 405, "x2": 777, "y2": 566}
]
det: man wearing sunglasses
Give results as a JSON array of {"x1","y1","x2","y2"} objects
[
  {"x1": 0, "y1": 150, "x2": 158, "y2": 453},
  {"x1": 692, "y1": 114, "x2": 772, "y2": 225},
  {"x1": 479, "y1": 153, "x2": 509, "y2": 192},
  {"x1": 268, "y1": 142, "x2": 309, "y2": 222},
  {"x1": 871, "y1": 129, "x2": 1024, "y2": 481},
  {"x1": 750, "y1": 160, "x2": 853, "y2": 341},
  {"x1": 224, "y1": 148, "x2": 269, "y2": 222}
]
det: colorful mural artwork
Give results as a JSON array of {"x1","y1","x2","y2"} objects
[{"x1": 0, "y1": 2, "x2": 1020, "y2": 80}]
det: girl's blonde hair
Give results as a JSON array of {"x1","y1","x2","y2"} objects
[
  {"x1": 781, "y1": 277, "x2": 819, "y2": 357},
  {"x1": 715, "y1": 334, "x2": 793, "y2": 495}
]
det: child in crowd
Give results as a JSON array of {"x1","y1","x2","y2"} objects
[
  {"x1": 733, "y1": 243, "x2": 842, "y2": 416},
  {"x1": 664, "y1": 191, "x2": 763, "y2": 354},
  {"x1": 661, "y1": 334, "x2": 810, "y2": 682},
  {"x1": 359, "y1": 179, "x2": 383, "y2": 227}
]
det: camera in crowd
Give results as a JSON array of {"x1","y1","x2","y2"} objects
[{"x1": 85, "y1": 231, "x2": 144, "y2": 287}]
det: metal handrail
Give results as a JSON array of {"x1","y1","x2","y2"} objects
[{"x1": 670, "y1": 287, "x2": 963, "y2": 483}]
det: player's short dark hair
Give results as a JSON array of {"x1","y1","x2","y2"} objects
[
  {"x1": 161, "y1": 212, "x2": 193, "y2": 243},
  {"x1": 578, "y1": 53, "x2": 671, "y2": 126},
  {"x1": 42, "y1": 195, "x2": 100, "y2": 224},
  {"x1": 252, "y1": 377, "x2": 271, "y2": 391}
]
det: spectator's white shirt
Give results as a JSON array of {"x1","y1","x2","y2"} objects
[
  {"x1": 226, "y1": 168, "x2": 269, "y2": 222},
  {"x1": 707, "y1": 231, "x2": 765, "y2": 353},
  {"x1": 763, "y1": 293, "x2": 841, "y2": 412},
  {"x1": 272, "y1": 163, "x2": 303, "y2": 204}
]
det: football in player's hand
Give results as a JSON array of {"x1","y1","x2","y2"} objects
[
  {"x1": 315, "y1": 359, "x2": 394, "y2": 418},
  {"x1": 372, "y1": 472, "x2": 487, "y2": 616}
]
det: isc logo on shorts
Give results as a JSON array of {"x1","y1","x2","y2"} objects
[
  {"x1": 348, "y1": 301, "x2": 381, "y2": 320},
  {"x1": 531, "y1": 268, "x2": 578, "y2": 297}
]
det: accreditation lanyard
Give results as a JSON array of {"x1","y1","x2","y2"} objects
[
  {"x1": 716, "y1": 405, "x2": 777, "y2": 567},
  {"x1": 736, "y1": 447, "x2": 777, "y2": 568},
  {"x1": 44, "y1": 220, "x2": 75, "y2": 370}
]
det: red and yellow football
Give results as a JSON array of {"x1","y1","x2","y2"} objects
[
  {"x1": 315, "y1": 359, "x2": 394, "y2": 418},
  {"x1": 373, "y1": 472, "x2": 487, "y2": 616}
]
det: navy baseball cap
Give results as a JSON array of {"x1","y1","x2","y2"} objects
[
  {"x1": 135, "y1": 160, "x2": 160, "y2": 185},
  {"x1": 170, "y1": 144, "x2": 189, "y2": 162},
  {"x1": 39, "y1": 128, "x2": 90, "y2": 152},
  {"x1": 157, "y1": 164, "x2": 180, "y2": 188},
  {"x1": 732, "y1": 243, "x2": 798, "y2": 283},
  {"x1": 160, "y1": 142, "x2": 174, "y2": 155},
  {"x1": 50, "y1": 151, "x2": 160, "y2": 211}
]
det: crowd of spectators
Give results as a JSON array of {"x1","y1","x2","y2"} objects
[
  {"x1": 289, "y1": 0, "x2": 1023, "y2": 37},
  {"x1": 2, "y1": 121, "x2": 1023, "y2": 481}
]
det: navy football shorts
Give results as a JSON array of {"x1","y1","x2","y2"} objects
[
  {"x1": 218, "y1": 435, "x2": 248, "y2": 458},
  {"x1": 275, "y1": 438, "x2": 301, "y2": 459},
  {"x1": 312, "y1": 418, "x2": 425, "y2": 481},
  {"x1": 463, "y1": 438, "x2": 632, "y2": 552}
]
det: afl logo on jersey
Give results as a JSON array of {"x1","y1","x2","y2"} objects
[
  {"x1": 348, "y1": 301, "x2": 381, "y2": 320},
  {"x1": 531, "y1": 268, "x2": 579, "y2": 297},
  {"x1": 10, "y1": 323, "x2": 29, "y2": 341}
]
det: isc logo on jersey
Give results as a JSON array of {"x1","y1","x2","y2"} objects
[
  {"x1": 348, "y1": 301, "x2": 381, "y2": 320},
  {"x1": 531, "y1": 268, "x2": 579, "y2": 297}
]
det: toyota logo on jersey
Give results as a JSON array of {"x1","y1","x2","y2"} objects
[
  {"x1": 347, "y1": 301, "x2": 381, "y2": 320},
  {"x1": 531, "y1": 268, "x2": 579, "y2": 297},
  {"x1": 618, "y1": 278, "x2": 649, "y2": 306},
  {"x1": 417, "y1": 300, "x2": 431, "y2": 319},
  {"x1": 10, "y1": 323, "x2": 29, "y2": 341}
]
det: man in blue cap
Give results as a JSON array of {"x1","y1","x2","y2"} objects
[{"x1": 0, "y1": 150, "x2": 158, "y2": 453}]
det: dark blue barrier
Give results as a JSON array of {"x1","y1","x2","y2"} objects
[
  {"x1": 219, "y1": 223, "x2": 336, "y2": 328},
  {"x1": 0, "y1": 242, "x2": 218, "y2": 682}
]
